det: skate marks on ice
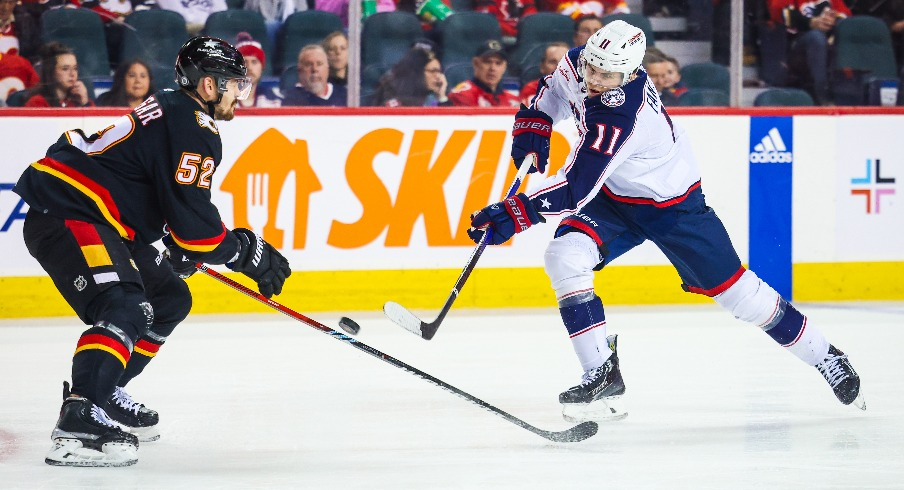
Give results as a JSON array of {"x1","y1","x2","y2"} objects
[{"x1": 0, "y1": 304, "x2": 902, "y2": 489}]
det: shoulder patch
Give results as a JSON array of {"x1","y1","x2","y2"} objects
[
  {"x1": 450, "y1": 80, "x2": 473, "y2": 93},
  {"x1": 601, "y1": 88, "x2": 626, "y2": 107},
  {"x1": 195, "y1": 111, "x2": 219, "y2": 134}
]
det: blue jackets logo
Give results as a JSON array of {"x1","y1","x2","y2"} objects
[{"x1": 749, "y1": 117, "x2": 792, "y2": 164}]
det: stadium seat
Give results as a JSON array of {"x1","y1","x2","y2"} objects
[
  {"x1": 40, "y1": 8, "x2": 111, "y2": 78},
  {"x1": 278, "y1": 11, "x2": 343, "y2": 74},
  {"x1": 520, "y1": 63, "x2": 541, "y2": 87},
  {"x1": 602, "y1": 13, "x2": 655, "y2": 46},
  {"x1": 151, "y1": 64, "x2": 178, "y2": 91},
  {"x1": 444, "y1": 62, "x2": 474, "y2": 90},
  {"x1": 449, "y1": 0, "x2": 472, "y2": 10},
  {"x1": 509, "y1": 13, "x2": 572, "y2": 75},
  {"x1": 753, "y1": 88, "x2": 814, "y2": 106},
  {"x1": 280, "y1": 65, "x2": 298, "y2": 94},
  {"x1": 832, "y1": 16, "x2": 899, "y2": 105},
  {"x1": 361, "y1": 12, "x2": 422, "y2": 67},
  {"x1": 204, "y1": 10, "x2": 273, "y2": 75},
  {"x1": 681, "y1": 62, "x2": 730, "y2": 93},
  {"x1": 677, "y1": 88, "x2": 729, "y2": 106},
  {"x1": 5, "y1": 89, "x2": 30, "y2": 107},
  {"x1": 361, "y1": 62, "x2": 389, "y2": 105},
  {"x1": 120, "y1": 10, "x2": 189, "y2": 72},
  {"x1": 436, "y1": 11, "x2": 502, "y2": 67}
]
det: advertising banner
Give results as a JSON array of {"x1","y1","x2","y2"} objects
[
  {"x1": 1, "y1": 110, "x2": 902, "y2": 317},
  {"x1": 835, "y1": 117, "x2": 902, "y2": 260},
  {"x1": 749, "y1": 116, "x2": 793, "y2": 298}
]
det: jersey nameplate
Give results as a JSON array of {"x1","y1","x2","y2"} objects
[{"x1": 134, "y1": 96, "x2": 163, "y2": 126}]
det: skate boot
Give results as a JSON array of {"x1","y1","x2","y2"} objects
[
  {"x1": 559, "y1": 335, "x2": 627, "y2": 422},
  {"x1": 816, "y1": 345, "x2": 865, "y2": 410},
  {"x1": 45, "y1": 390, "x2": 139, "y2": 467},
  {"x1": 106, "y1": 386, "x2": 160, "y2": 442}
]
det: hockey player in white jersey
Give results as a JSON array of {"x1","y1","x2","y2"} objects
[{"x1": 466, "y1": 20, "x2": 864, "y2": 422}]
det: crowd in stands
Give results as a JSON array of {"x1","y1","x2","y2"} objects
[{"x1": 1, "y1": 0, "x2": 903, "y2": 108}]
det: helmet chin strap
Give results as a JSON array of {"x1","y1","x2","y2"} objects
[{"x1": 191, "y1": 82, "x2": 223, "y2": 118}]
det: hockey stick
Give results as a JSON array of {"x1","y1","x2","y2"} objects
[
  {"x1": 197, "y1": 264, "x2": 598, "y2": 443},
  {"x1": 383, "y1": 153, "x2": 536, "y2": 340}
]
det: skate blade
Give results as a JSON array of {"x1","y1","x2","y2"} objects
[
  {"x1": 562, "y1": 395, "x2": 628, "y2": 423},
  {"x1": 852, "y1": 392, "x2": 866, "y2": 411},
  {"x1": 129, "y1": 425, "x2": 160, "y2": 442},
  {"x1": 45, "y1": 438, "x2": 138, "y2": 467}
]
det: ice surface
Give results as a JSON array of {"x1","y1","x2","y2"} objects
[{"x1": 1, "y1": 303, "x2": 902, "y2": 489}]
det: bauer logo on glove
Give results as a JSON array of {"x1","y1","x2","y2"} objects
[
  {"x1": 467, "y1": 193, "x2": 545, "y2": 245},
  {"x1": 511, "y1": 107, "x2": 554, "y2": 174}
]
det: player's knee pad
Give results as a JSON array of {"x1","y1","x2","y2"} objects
[
  {"x1": 544, "y1": 233, "x2": 602, "y2": 305},
  {"x1": 713, "y1": 269, "x2": 784, "y2": 329},
  {"x1": 84, "y1": 284, "x2": 154, "y2": 342}
]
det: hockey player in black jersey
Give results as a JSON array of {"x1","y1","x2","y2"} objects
[{"x1": 14, "y1": 36, "x2": 291, "y2": 467}]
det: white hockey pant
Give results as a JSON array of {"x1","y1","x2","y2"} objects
[{"x1": 713, "y1": 269, "x2": 828, "y2": 365}]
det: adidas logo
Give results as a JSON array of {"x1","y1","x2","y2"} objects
[{"x1": 749, "y1": 127, "x2": 792, "y2": 163}]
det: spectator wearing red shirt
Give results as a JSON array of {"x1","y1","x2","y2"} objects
[
  {"x1": 449, "y1": 39, "x2": 520, "y2": 107},
  {"x1": 474, "y1": 0, "x2": 537, "y2": 38},
  {"x1": 541, "y1": 0, "x2": 628, "y2": 20},
  {"x1": 24, "y1": 42, "x2": 94, "y2": 107},
  {"x1": 520, "y1": 41, "x2": 569, "y2": 105},
  {"x1": 769, "y1": 0, "x2": 851, "y2": 104},
  {"x1": 0, "y1": 0, "x2": 39, "y2": 62},
  {"x1": 0, "y1": 50, "x2": 38, "y2": 104}
]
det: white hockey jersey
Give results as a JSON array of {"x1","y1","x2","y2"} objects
[{"x1": 526, "y1": 47, "x2": 702, "y2": 217}]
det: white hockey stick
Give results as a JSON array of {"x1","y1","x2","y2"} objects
[{"x1": 383, "y1": 153, "x2": 536, "y2": 340}]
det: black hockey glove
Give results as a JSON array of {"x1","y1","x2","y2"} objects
[
  {"x1": 467, "y1": 193, "x2": 545, "y2": 245},
  {"x1": 227, "y1": 228, "x2": 292, "y2": 298},
  {"x1": 511, "y1": 106, "x2": 553, "y2": 174},
  {"x1": 162, "y1": 235, "x2": 198, "y2": 279}
]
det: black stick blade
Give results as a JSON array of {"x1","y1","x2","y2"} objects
[{"x1": 541, "y1": 421, "x2": 599, "y2": 443}]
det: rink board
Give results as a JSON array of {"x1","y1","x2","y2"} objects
[{"x1": 0, "y1": 107, "x2": 901, "y2": 317}]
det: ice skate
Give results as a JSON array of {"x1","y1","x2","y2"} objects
[
  {"x1": 45, "y1": 395, "x2": 139, "y2": 467},
  {"x1": 106, "y1": 386, "x2": 160, "y2": 442},
  {"x1": 560, "y1": 335, "x2": 628, "y2": 422},
  {"x1": 816, "y1": 345, "x2": 865, "y2": 410}
]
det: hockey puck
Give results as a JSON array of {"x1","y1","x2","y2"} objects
[{"x1": 338, "y1": 316, "x2": 361, "y2": 336}]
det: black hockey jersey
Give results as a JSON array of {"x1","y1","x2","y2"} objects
[{"x1": 14, "y1": 89, "x2": 240, "y2": 264}]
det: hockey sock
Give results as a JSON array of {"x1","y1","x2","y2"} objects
[
  {"x1": 71, "y1": 322, "x2": 135, "y2": 404},
  {"x1": 559, "y1": 292, "x2": 610, "y2": 371},
  {"x1": 118, "y1": 334, "x2": 164, "y2": 387},
  {"x1": 764, "y1": 302, "x2": 830, "y2": 366}
]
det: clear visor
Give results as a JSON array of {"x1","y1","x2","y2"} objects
[
  {"x1": 218, "y1": 76, "x2": 253, "y2": 100},
  {"x1": 582, "y1": 61, "x2": 625, "y2": 91}
]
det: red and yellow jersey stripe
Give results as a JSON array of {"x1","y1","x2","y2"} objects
[
  {"x1": 30, "y1": 157, "x2": 136, "y2": 240},
  {"x1": 169, "y1": 223, "x2": 228, "y2": 253}
]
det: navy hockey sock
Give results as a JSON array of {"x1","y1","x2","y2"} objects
[
  {"x1": 560, "y1": 293, "x2": 609, "y2": 371},
  {"x1": 763, "y1": 301, "x2": 805, "y2": 345}
]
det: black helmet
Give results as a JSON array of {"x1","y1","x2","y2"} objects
[{"x1": 175, "y1": 36, "x2": 247, "y2": 91}]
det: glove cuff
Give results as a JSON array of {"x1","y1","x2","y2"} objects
[
  {"x1": 504, "y1": 193, "x2": 544, "y2": 232},
  {"x1": 513, "y1": 108, "x2": 553, "y2": 138},
  {"x1": 229, "y1": 228, "x2": 258, "y2": 271}
]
